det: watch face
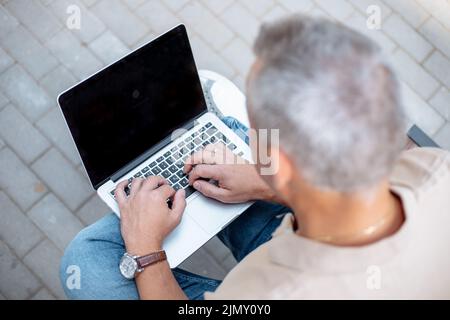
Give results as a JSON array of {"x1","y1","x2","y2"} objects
[{"x1": 120, "y1": 254, "x2": 138, "y2": 279}]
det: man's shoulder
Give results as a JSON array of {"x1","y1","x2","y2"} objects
[{"x1": 390, "y1": 147, "x2": 450, "y2": 196}]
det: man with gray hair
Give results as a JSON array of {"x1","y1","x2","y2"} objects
[{"x1": 61, "y1": 15, "x2": 450, "y2": 299}]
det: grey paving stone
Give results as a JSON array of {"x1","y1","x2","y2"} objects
[
  {"x1": 0, "y1": 92, "x2": 9, "y2": 110},
  {"x1": 130, "y1": 31, "x2": 157, "y2": 50},
  {"x1": 384, "y1": 14, "x2": 433, "y2": 63},
  {"x1": 46, "y1": 29, "x2": 103, "y2": 80},
  {"x1": 36, "y1": 108, "x2": 81, "y2": 166},
  {"x1": 82, "y1": 0, "x2": 99, "y2": 7},
  {"x1": 0, "y1": 47, "x2": 14, "y2": 73},
  {"x1": 242, "y1": 0, "x2": 274, "y2": 17},
  {"x1": 5, "y1": 0, "x2": 62, "y2": 43},
  {"x1": 232, "y1": 73, "x2": 245, "y2": 91},
  {"x1": 137, "y1": 0, "x2": 179, "y2": 34},
  {"x1": 92, "y1": 0, "x2": 148, "y2": 47},
  {"x1": 401, "y1": 83, "x2": 445, "y2": 136},
  {"x1": 28, "y1": 194, "x2": 84, "y2": 252},
  {"x1": 0, "y1": 105, "x2": 51, "y2": 163},
  {"x1": 88, "y1": 31, "x2": 130, "y2": 65},
  {"x1": 0, "y1": 91, "x2": 8, "y2": 110},
  {"x1": 0, "y1": 137, "x2": 4, "y2": 149},
  {"x1": 424, "y1": 51, "x2": 450, "y2": 88},
  {"x1": 260, "y1": 5, "x2": 289, "y2": 24},
  {"x1": 0, "y1": 241, "x2": 41, "y2": 300},
  {"x1": 430, "y1": 88, "x2": 450, "y2": 121},
  {"x1": 201, "y1": 0, "x2": 234, "y2": 15},
  {"x1": 222, "y1": 37, "x2": 254, "y2": 75},
  {"x1": 40, "y1": 0, "x2": 54, "y2": 6},
  {"x1": 189, "y1": 35, "x2": 236, "y2": 79},
  {"x1": 391, "y1": 49, "x2": 440, "y2": 100},
  {"x1": 31, "y1": 287, "x2": 56, "y2": 300},
  {"x1": 76, "y1": 163, "x2": 86, "y2": 176},
  {"x1": 0, "y1": 192, "x2": 43, "y2": 258},
  {"x1": 164, "y1": 0, "x2": 190, "y2": 12},
  {"x1": 0, "y1": 65, "x2": 53, "y2": 122},
  {"x1": 0, "y1": 6, "x2": 19, "y2": 39},
  {"x1": 420, "y1": 18, "x2": 450, "y2": 60},
  {"x1": 40, "y1": 65, "x2": 78, "y2": 100},
  {"x1": 76, "y1": 195, "x2": 110, "y2": 226},
  {"x1": 2, "y1": 26, "x2": 59, "y2": 80},
  {"x1": 23, "y1": 239, "x2": 66, "y2": 299},
  {"x1": 31, "y1": 148, "x2": 93, "y2": 211},
  {"x1": 221, "y1": 2, "x2": 260, "y2": 45},
  {"x1": 48, "y1": 0, "x2": 106, "y2": 44},
  {"x1": 434, "y1": 123, "x2": 450, "y2": 151},
  {"x1": 346, "y1": 10, "x2": 397, "y2": 55},
  {"x1": 348, "y1": 0, "x2": 389, "y2": 17},
  {"x1": 0, "y1": 148, "x2": 47, "y2": 211},
  {"x1": 179, "y1": 1, "x2": 234, "y2": 51},
  {"x1": 179, "y1": 246, "x2": 228, "y2": 280},
  {"x1": 124, "y1": 0, "x2": 146, "y2": 10}
]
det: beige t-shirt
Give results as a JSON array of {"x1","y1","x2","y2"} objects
[{"x1": 206, "y1": 148, "x2": 450, "y2": 299}]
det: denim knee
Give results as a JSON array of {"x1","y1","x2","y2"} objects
[
  {"x1": 59, "y1": 214, "x2": 139, "y2": 300},
  {"x1": 59, "y1": 227, "x2": 94, "y2": 299}
]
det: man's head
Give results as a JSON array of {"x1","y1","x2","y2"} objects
[{"x1": 246, "y1": 15, "x2": 405, "y2": 197}]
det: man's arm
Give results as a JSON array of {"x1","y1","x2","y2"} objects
[
  {"x1": 135, "y1": 260, "x2": 187, "y2": 300},
  {"x1": 184, "y1": 143, "x2": 286, "y2": 205},
  {"x1": 115, "y1": 177, "x2": 188, "y2": 300}
]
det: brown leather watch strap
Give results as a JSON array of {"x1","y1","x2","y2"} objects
[{"x1": 136, "y1": 250, "x2": 167, "y2": 269}]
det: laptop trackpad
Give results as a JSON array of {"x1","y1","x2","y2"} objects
[
  {"x1": 163, "y1": 213, "x2": 209, "y2": 267},
  {"x1": 186, "y1": 194, "x2": 248, "y2": 235}
]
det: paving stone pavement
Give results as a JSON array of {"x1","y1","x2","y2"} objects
[{"x1": 0, "y1": 0, "x2": 449, "y2": 300}]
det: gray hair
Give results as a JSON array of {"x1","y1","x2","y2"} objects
[{"x1": 249, "y1": 15, "x2": 405, "y2": 192}]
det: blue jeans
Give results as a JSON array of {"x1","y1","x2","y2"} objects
[{"x1": 60, "y1": 117, "x2": 290, "y2": 300}]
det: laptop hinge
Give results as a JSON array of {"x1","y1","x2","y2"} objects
[{"x1": 109, "y1": 110, "x2": 207, "y2": 183}]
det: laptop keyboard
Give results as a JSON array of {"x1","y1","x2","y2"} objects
[{"x1": 110, "y1": 122, "x2": 243, "y2": 200}]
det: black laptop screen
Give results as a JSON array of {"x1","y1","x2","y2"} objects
[{"x1": 59, "y1": 25, "x2": 206, "y2": 188}]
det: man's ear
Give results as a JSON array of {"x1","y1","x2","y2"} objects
[{"x1": 271, "y1": 147, "x2": 295, "y2": 193}]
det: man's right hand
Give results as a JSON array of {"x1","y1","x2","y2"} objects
[{"x1": 183, "y1": 143, "x2": 276, "y2": 204}]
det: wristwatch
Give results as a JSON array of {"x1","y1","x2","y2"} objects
[{"x1": 119, "y1": 250, "x2": 167, "y2": 280}]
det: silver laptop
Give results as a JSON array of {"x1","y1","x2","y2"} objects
[{"x1": 57, "y1": 25, "x2": 252, "y2": 267}]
